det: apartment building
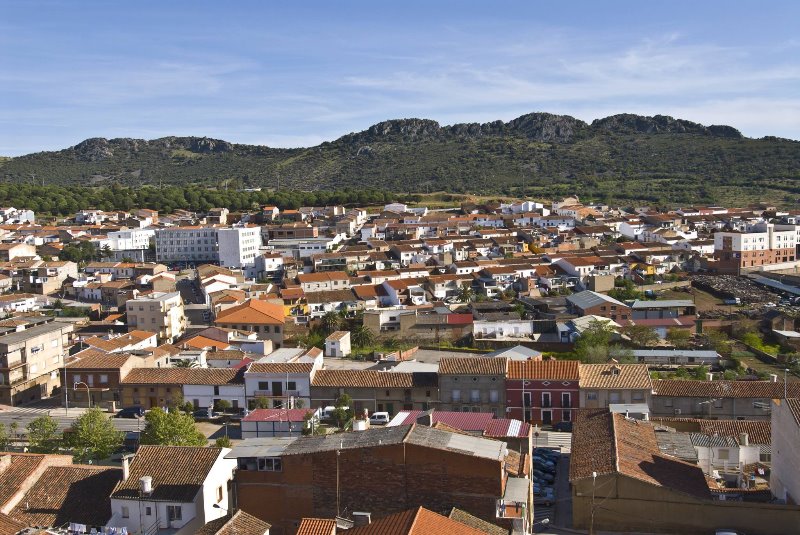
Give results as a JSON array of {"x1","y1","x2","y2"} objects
[
  {"x1": 713, "y1": 223, "x2": 797, "y2": 273},
  {"x1": 218, "y1": 226, "x2": 263, "y2": 277},
  {"x1": 104, "y1": 228, "x2": 156, "y2": 261},
  {"x1": 21, "y1": 261, "x2": 78, "y2": 294},
  {"x1": 437, "y1": 357, "x2": 508, "y2": 416},
  {"x1": 0, "y1": 317, "x2": 74, "y2": 405},
  {"x1": 125, "y1": 291, "x2": 186, "y2": 343},
  {"x1": 154, "y1": 226, "x2": 219, "y2": 264}
]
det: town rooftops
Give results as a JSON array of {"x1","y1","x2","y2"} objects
[
  {"x1": 226, "y1": 424, "x2": 507, "y2": 461},
  {"x1": 438, "y1": 356, "x2": 508, "y2": 375},
  {"x1": 311, "y1": 369, "x2": 435, "y2": 389},
  {"x1": 578, "y1": 362, "x2": 652, "y2": 390},
  {"x1": 346, "y1": 507, "x2": 487, "y2": 535},
  {"x1": 507, "y1": 359, "x2": 580, "y2": 380},
  {"x1": 10, "y1": 464, "x2": 122, "y2": 527},
  {"x1": 121, "y1": 367, "x2": 245, "y2": 385},
  {"x1": 653, "y1": 379, "x2": 800, "y2": 399},
  {"x1": 567, "y1": 290, "x2": 628, "y2": 310},
  {"x1": 570, "y1": 409, "x2": 711, "y2": 500},
  {"x1": 112, "y1": 446, "x2": 224, "y2": 502}
]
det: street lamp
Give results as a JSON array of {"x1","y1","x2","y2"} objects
[{"x1": 74, "y1": 381, "x2": 92, "y2": 408}]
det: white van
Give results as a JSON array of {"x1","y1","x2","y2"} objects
[{"x1": 369, "y1": 411, "x2": 390, "y2": 425}]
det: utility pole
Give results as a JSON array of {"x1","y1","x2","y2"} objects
[{"x1": 590, "y1": 471, "x2": 597, "y2": 535}]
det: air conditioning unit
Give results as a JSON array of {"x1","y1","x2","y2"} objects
[{"x1": 674, "y1": 408, "x2": 682, "y2": 415}]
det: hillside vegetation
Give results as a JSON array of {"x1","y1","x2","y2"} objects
[{"x1": 1, "y1": 113, "x2": 798, "y2": 206}]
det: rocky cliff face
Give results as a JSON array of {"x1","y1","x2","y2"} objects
[{"x1": 591, "y1": 114, "x2": 743, "y2": 138}]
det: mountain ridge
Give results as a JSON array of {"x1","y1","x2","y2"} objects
[{"x1": 1, "y1": 112, "x2": 798, "y2": 205}]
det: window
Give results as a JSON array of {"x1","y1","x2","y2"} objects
[
  {"x1": 542, "y1": 392, "x2": 552, "y2": 408},
  {"x1": 99, "y1": 374, "x2": 108, "y2": 384},
  {"x1": 451, "y1": 389, "x2": 461, "y2": 402},
  {"x1": 287, "y1": 381, "x2": 296, "y2": 391},
  {"x1": 74, "y1": 374, "x2": 81, "y2": 383},
  {"x1": 213, "y1": 386, "x2": 220, "y2": 396},
  {"x1": 563, "y1": 410, "x2": 571, "y2": 422},
  {"x1": 258, "y1": 381, "x2": 269, "y2": 390},
  {"x1": 167, "y1": 505, "x2": 182, "y2": 522},
  {"x1": 562, "y1": 393, "x2": 571, "y2": 408},
  {"x1": 717, "y1": 449, "x2": 730, "y2": 461},
  {"x1": 257, "y1": 457, "x2": 282, "y2": 471},
  {"x1": 489, "y1": 390, "x2": 499, "y2": 403},
  {"x1": 217, "y1": 486, "x2": 224, "y2": 503},
  {"x1": 145, "y1": 507, "x2": 152, "y2": 516},
  {"x1": 632, "y1": 391, "x2": 644, "y2": 402},
  {"x1": 470, "y1": 389, "x2": 480, "y2": 403},
  {"x1": 587, "y1": 391, "x2": 598, "y2": 401},
  {"x1": 121, "y1": 507, "x2": 130, "y2": 519}
]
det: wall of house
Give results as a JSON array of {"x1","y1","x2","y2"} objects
[
  {"x1": 506, "y1": 378, "x2": 578, "y2": 424},
  {"x1": 439, "y1": 375, "x2": 505, "y2": 416},
  {"x1": 579, "y1": 388, "x2": 651, "y2": 409},
  {"x1": 572, "y1": 474, "x2": 800, "y2": 535},
  {"x1": 771, "y1": 401, "x2": 800, "y2": 504},
  {"x1": 183, "y1": 384, "x2": 246, "y2": 411}
]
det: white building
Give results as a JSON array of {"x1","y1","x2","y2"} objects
[
  {"x1": 108, "y1": 446, "x2": 236, "y2": 535},
  {"x1": 771, "y1": 398, "x2": 800, "y2": 503},
  {"x1": 105, "y1": 228, "x2": 156, "y2": 261},
  {"x1": 218, "y1": 226, "x2": 262, "y2": 278},
  {"x1": 324, "y1": 331, "x2": 351, "y2": 358},
  {"x1": 155, "y1": 227, "x2": 219, "y2": 264},
  {"x1": 244, "y1": 348, "x2": 323, "y2": 409}
]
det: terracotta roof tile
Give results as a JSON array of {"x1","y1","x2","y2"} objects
[
  {"x1": 578, "y1": 363, "x2": 652, "y2": 390},
  {"x1": 570, "y1": 410, "x2": 711, "y2": 500},
  {"x1": 66, "y1": 351, "x2": 140, "y2": 370},
  {"x1": 247, "y1": 362, "x2": 315, "y2": 374},
  {"x1": 214, "y1": 299, "x2": 284, "y2": 325},
  {"x1": 347, "y1": 507, "x2": 486, "y2": 535},
  {"x1": 697, "y1": 419, "x2": 771, "y2": 445},
  {"x1": 448, "y1": 509, "x2": 509, "y2": 535},
  {"x1": 194, "y1": 510, "x2": 271, "y2": 535},
  {"x1": 0, "y1": 513, "x2": 25, "y2": 535},
  {"x1": 438, "y1": 357, "x2": 508, "y2": 376},
  {"x1": 112, "y1": 446, "x2": 223, "y2": 502},
  {"x1": 311, "y1": 370, "x2": 414, "y2": 388},
  {"x1": 122, "y1": 367, "x2": 244, "y2": 385},
  {"x1": 10, "y1": 465, "x2": 121, "y2": 527},
  {"x1": 653, "y1": 379, "x2": 800, "y2": 399},
  {"x1": 294, "y1": 518, "x2": 336, "y2": 535},
  {"x1": 507, "y1": 359, "x2": 579, "y2": 380},
  {"x1": 787, "y1": 398, "x2": 800, "y2": 426}
]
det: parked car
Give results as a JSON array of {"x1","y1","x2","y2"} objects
[
  {"x1": 115, "y1": 406, "x2": 144, "y2": 419},
  {"x1": 369, "y1": 411, "x2": 390, "y2": 425},
  {"x1": 553, "y1": 421, "x2": 573, "y2": 432}
]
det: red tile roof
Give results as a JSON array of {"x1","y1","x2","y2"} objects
[
  {"x1": 195, "y1": 510, "x2": 271, "y2": 535},
  {"x1": 346, "y1": 507, "x2": 486, "y2": 535},
  {"x1": 653, "y1": 379, "x2": 800, "y2": 399},
  {"x1": 246, "y1": 362, "x2": 315, "y2": 374},
  {"x1": 121, "y1": 367, "x2": 244, "y2": 385},
  {"x1": 438, "y1": 356, "x2": 508, "y2": 376},
  {"x1": 507, "y1": 359, "x2": 579, "y2": 380},
  {"x1": 311, "y1": 370, "x2": 414, "y2": 388},
  {"x1": 215, "y1": 299, "x2": 285, "y2": 325},
  {"x1": 242, "y1": 409, "x2": 314, "y2": 423},
  {"x1": 294, "y1": 518, "x2": 336, "y2": 535}
]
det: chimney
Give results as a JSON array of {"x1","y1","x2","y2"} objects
[
  {"x1": 416, "y1": 409, "x2": 434, "y2": 427},
  {"x1": 122, "y1": 455, "x2": 130, "y2": 481},
  {"x1": 770, "y1": 374, "x2": 778, "y2": 382},
  {"x1": 740, "y1": 433, "x2": 749, "y2": 447},
  {"x1": 139, "y1": 476, "x2": 153, "y2": 496},
  {"x1": 707, "y1": 372, "x2": 714, "y2": 381},
  {"x1": 351, "y1": 512, "x2": 371, "y2": 526}
]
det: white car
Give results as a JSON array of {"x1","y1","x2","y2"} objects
[{"x1": 369, "y1": 411, "x2": 390, "y2": 425}]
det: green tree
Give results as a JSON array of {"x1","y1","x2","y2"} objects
[
  {"x1": 332, "y1": 393, "x2": 353, "y2": 428},
  {"x1": 666, "y1": 328, "x2": 692, "y2": 349},
  {"x1": 250, "y1": 397, "x2": 270, "y2": 410},
  {"x1": 575, "y1": 320, "x2": 618, "y2": 363},
  {"x1": 139, "y1": 408, "x2": 206, "y2": 446},
  {"x1": 457, "y1": 285, "x2": 475, "y2": 303},
  {"x1": 214, "y1": 436, "x2": 233, "y2": 448},
  {"x1": 214, "y1": 399, "x2": 232, "y2": 413},
  {"x1": 691, "y1": 365, "x2": 710, "y2": 381},
  {"x1": 608, "y1": 279, "x2": 641, "y2": 301},
  {"x1": 350, "y1": 324, "x2": 375, "y2": 348},
  {"x1": 0, "y1": 423, "x2": 10, "y2": 451},
  {"x1": 67, "y1": 408, "x2": 124, "y2": 462},
  {"x1": 621, "y1": 325, "x2": 660, "y2": 347},
  {"x1": 27, "y1": 415, "x2": 61, "y2": 453},
  {"x1": 320, "y1": 311, "x2": 344, "y2": 334}
]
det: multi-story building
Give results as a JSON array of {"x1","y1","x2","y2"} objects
[
  {"x1": 120, "y1": 368, "x2": 246, "y2": 410},
  {"x1": 214, "y1": 299, "x2": 286, "y2": 347},
  {"x1": 217, "y1": 226, "x2": 263, "y2": 278},
  {"x1": 310, "y1": 369, "x2": 438, "y2": 414},
  {"x1": 125, "y1": 292, "x2": 186, "y2": 343},
  {"x1": 771, "y1": 398, "x2": 800, "y2": 504},
  {"x1": 437, "y1": 357, "x2": 507, "y2": 416},
  {"x1": 104, "y1": 228, "x2": 156, "y2": 261},
  {"x1": 62, "y1": 350, "x2": 152, "y2": 407},
  {"x1": 244, "y1": 351, "x2": 323, "y2": 409},
  {"x1": 578, "y1": 362, "x2": 652, "y2": 409},
  {"x1": 713, "y1": 223, "x2": 797, "y2": 273},
  {"x1": 21, "y1": 261, "x2": 78, "y2": 294},
  {"x1": 154, "y1": 226, "x2": 219, "y2": 264},
  {"x1": 0, "y1": 317, "x2": 74, "y2": 405},
  {"x1": 506, "y1": 359, "x2": 579, "y2": 425}
]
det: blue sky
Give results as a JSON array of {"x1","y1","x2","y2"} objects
[{"x1": 2, "y1": 1, "x2": 799, "y2": 155}]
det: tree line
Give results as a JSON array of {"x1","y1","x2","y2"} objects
[{"x1": 0, "y1": 183, "x2": 412, "y2": 216}]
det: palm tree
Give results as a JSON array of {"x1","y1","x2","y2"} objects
[
  {"x1": 350, "y1": 324, "x2": 376, "y2": 348},
  {"x1": 457, "y1": 285, "x2": 475, "y2": 303},
  {"x1": 320, "y1": 311, "x2": 344, "y2": 334},
  {"x1": 173, "y1": 359, "x2": 199, "y2": 368}
]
